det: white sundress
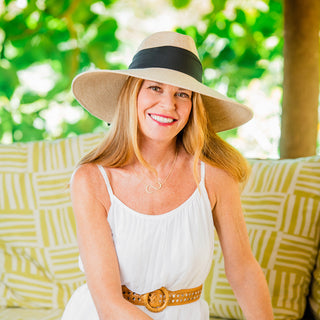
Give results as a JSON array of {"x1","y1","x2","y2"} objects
[{"x1": 62, "y1": 162, "x2": 215, "y2": 320}]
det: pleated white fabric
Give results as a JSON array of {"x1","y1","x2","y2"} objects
[{"x1": 62, "y1": 162, "x2": 214, "y2": 320}]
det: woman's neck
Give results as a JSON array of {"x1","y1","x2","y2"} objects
[{"x1": 134, "y1": 138, "x2": 178, "y2": 172}]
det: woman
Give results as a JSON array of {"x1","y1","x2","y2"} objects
[{"x1": 62, "y1": 31, "x2": 273, "y2": 319}]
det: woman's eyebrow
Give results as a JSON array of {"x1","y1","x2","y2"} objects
[
  {"x1": 148, "y1": 81, "x2": 191, "y2": 92},
  {"x1": 147, "y1": 81, "x2": 162, "y2": 85}
]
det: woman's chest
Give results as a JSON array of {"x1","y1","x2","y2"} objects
[
  {"x1": 109, "y1": 168, "x2": 198, "y2": 215},
  {"x1": 107, "y1": 195, "x2": 215, "y2": 287}
]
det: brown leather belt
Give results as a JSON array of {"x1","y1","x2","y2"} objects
[{"x1": 122, "y1": 284, "x2": 203, "y2": 313}]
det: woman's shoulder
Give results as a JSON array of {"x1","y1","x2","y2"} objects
[
  {"x1": 72, "y1": 163, "x2": 101, "y2": 186},
  {"x1": 70, "y1": 163, "x2": 112, "y2": 218},
  {"x1": 204, "y1": 163, "x2": 239, "y2": 194},
  {"x1": 71, "y1": 163, "x2": 112, "y2": 206},
  {"x1": 205, "y1": 162, "x2": 237, "y2": 181}
]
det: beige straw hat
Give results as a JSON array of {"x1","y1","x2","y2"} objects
[{"x1": 72, "y1": 31, "x2": 253, "y2": 132}]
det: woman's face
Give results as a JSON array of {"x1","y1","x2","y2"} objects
[{"x1": 137, "y1": 80, "x2": 193, "y2": 144}]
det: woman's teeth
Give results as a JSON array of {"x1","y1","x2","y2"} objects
[{"x1": 150, "y1": 114, "x2": 175, "y2": 123}]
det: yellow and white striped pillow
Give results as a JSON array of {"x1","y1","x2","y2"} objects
[
  {"x1": 0, "y1": 133, "x2": 104, "y2": 308},
  {"x1": 0, "y1": 307, "x2": 63, "y2": 320},
  {"x1": 204, "y1": 156, "x2": 320, "y2": 320},
  {"x1": 2, "y1": 133, "x2": 319, "y2": 317},
  {"x1": 310, "y1": 252, "x2": 320, "y2": 320}
]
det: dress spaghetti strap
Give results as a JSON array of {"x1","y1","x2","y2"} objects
[
  {"x1": 97, "y1": 165, "x2": 114, "y2": 198},
  {"x1": 200, "y1": 161, "x2": 205, "y2": 182}
]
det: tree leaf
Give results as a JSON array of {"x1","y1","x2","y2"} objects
[
  {"x1": 171, "y1": 0, "x2": 191, "y2": 9},
  {"x1": 20, "y1": 92, "x2": 41, "y2": 104},
  {"x1": 211, "y1": 0, "x2": 227, "y2": 12},
  {"x1": 0, "y1": 66, "x2": 19, "y2": 98}
]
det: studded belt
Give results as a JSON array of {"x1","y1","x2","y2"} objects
[{"x1": 122, "y1": 284, "x2": 203, "y2": 313}]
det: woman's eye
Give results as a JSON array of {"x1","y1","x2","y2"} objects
[
  {"x1": 149, "y1": 86, "x2": 161, "y2": 92},
  {"x1": 177, "y1": 92, "x2": 191, "y2": 99}
]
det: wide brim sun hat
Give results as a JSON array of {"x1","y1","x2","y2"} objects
[{"x1": 72, "y1": 31, "x2": 253, "y2": 132}]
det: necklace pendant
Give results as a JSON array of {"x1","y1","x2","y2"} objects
[{"x1": 145, "y1": 181, "x2": 162, "y2": 193}]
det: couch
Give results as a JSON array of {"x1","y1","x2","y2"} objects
[{"x1": 0, "y1": 132, "x2": 319, "y2": 320}]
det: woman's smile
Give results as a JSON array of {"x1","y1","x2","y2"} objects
[{"x1": 148, "y1": 113, "x2": 177, "y2": 125}]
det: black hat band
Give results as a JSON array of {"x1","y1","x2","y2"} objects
[{"x1": 129, "y1": 46, "x2": 203, "y2": 83}]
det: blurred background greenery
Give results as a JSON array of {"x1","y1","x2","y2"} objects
[{"x1": 0, "y1": 0, "x2": 303, "y2": 158}]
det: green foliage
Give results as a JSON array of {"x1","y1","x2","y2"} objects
[
  {"x1": 0, "y1": 0, "x2": 284, "y2": 144},
  {"x1": 0, "y1": 0, "x2": 118, "y2": 143},
  {"x1": 177, "y1": 0, "x2": 283, "y2": 136},
  {"x1": 182, "y1": 0, "x2": 283, "y2": 95},
  {"x1": 171, "y1": 0, "x2": 192, "y2": 9},
  {"x1": 0, "y1": 66, "x2": 19, "y2": 98}
]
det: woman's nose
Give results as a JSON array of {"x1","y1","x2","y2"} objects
[{"x1": 159, "y1": 93, "x2": 176, "y2": 110}]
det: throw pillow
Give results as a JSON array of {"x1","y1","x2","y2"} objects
[
  {"x1": 0, "y1": 133, "x2": 104, "y2": 308},
  {"x1": 310, "y1": 251, "x2": 320, "y2": 320},
  {"x1": 204, "y1": 156, "x2": 320, "y2": 320}
]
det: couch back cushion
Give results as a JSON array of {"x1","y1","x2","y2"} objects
[
  {"x1": 204, "y1": 156, "x2": 320, "y2": 319},
  {"x1": 1, "y1": 134, "x2": 320, "y2": 316},
  {"x1": 310, "y1": 251, "x2": 320, "y2": 320},
  {"x1": 0, "y1": 133, "x2": 104, "y2": 308}
]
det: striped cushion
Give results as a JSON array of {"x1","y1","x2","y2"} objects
[
  {"x1": 0, "y1": 309, "x2": 227, "y2": 320},
  {"x1": 0, "y1": 133, "x2": 104, "y2": 308},
  {"x1": 204, "y1": 156, "x2": 320, "y2": 319},
  {"x1": 310, "y1": 252, "x2": 320, "y2": 320},
  {"x1": 1, "y1": 133, "x2": 319, "y2": 317},
  {"x1": 0, "y1": 308, "x2": 63, "y2": 320}
]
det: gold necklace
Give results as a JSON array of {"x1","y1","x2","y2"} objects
[{"x1": 135, "y1": 150, "x2": 178, "y2": 194}]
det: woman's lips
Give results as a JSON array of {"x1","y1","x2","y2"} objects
[{"x1": 148, "y1": 113, "x2": 177, "y2": 125}]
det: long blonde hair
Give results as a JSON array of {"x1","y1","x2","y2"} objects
[{"x1": 79, "y1": 76, "x2": 250, "y2": 184}]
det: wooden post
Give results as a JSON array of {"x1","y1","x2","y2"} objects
[{"x1": 280, "y1": 0, "x2": 320, "y2": 158}]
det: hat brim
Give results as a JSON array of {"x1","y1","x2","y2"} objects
[{"x1": 72, "y1": 68, "x2": 253, "y2": 132}]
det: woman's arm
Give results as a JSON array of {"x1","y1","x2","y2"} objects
[
  {"x1": 207, "y1": 166, "x2": 274, "y2": 320},
  {"x1": 71, "y1": 164, "x2": 153, "y2": 320}
]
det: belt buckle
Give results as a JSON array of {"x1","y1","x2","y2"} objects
[{"x1": 142, "y1": 287, "x2": 170, "y2": 313}]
